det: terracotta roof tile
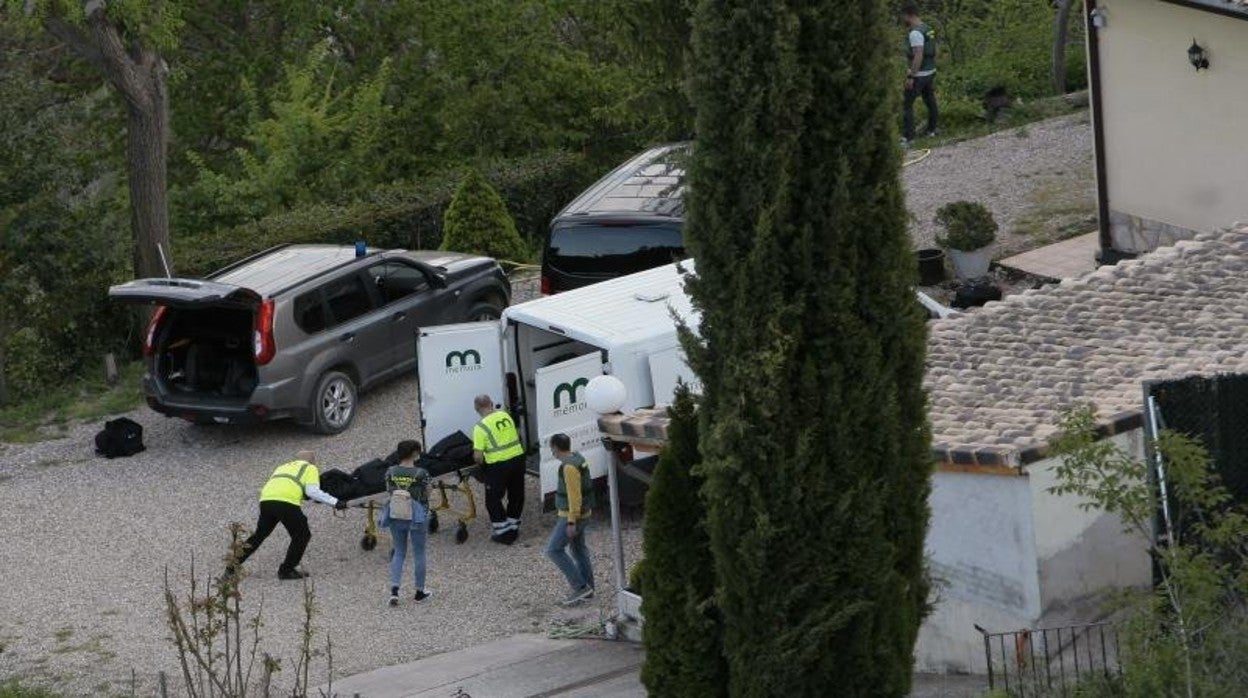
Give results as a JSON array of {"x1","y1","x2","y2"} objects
[{"x1": 927, "y1": 229, "x2": 1248, "y2": 466}]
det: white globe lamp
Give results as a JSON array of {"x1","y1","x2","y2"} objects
[{"x1": 586, "y1": 375, "x2": 628, "y2": 415}]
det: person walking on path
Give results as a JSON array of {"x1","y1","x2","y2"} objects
[
  {"x1": 545, "y1": 433, "x2": 596, "y2": 606},
  {"x1": 383, "y1": 440, "x2": 433, "y2": 606},
  {"x1": 228, "y1": 450, "x2": 346, "y2": 580},
  {"x1": 471, "y1": 394, "x2": 526, "y2": 544},
  {"x1": 901, "y1": 4, "x2": 939, "y2": 147}
]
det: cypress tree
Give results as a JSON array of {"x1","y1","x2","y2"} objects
[
  {"x1": 638, "y1": 386, "x2": 727, "y2": 696},
  {"x1": 440, "y1": 169, "x2": 529, "y2": 262},
  {"x1": 682, "y1": 1, "x2": 931, "y2": 695}
]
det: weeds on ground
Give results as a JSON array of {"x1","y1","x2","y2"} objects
[
  {"x1": 0, "y1": 363, "x2": 144, "y2": 443},
  {"x1": 1051, "y1": 406, "x2": 1248, "y2": 697},
  {"x1": 164, "y1": 524, "x2": 335, "y2": 697},
  {"x1": 0, "y1": 682, "x2": 60, "y2": 698}
]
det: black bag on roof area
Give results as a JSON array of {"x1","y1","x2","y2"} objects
[{"x1": 94, "y1": 417, "x2": 146, "y2": 459}]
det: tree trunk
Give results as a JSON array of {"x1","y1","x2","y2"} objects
[
  {"x1": 42, "y1": 1, "x2": 174, "y2": 280},
  {"x1": 124, "y1": 60, "x2": 173, "y2": 279},
  {"x1": 1052, "y1": 0, "x2": 1076, "y2": 95}
]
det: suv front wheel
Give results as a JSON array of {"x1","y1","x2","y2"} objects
[{"x1": 311, "y1": 370, "x2": 357, "y2": 434}]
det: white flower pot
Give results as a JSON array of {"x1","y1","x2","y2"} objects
[{"x1": 947, "y1": 247, "x2": 993, "y2": 280}]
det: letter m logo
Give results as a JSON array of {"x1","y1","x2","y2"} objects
[
  {"x1": 553, "y1": 378, "x2": 590, "y2": 408},
  {"x1": 445, "y1": 349, "x2": 482, "y2": 368}
]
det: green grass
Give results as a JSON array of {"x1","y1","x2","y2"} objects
[
  {"x1": 918, "y1": 91, "x2": 1088, "y2": 149},
  {"x1": 0, "y1": 682, "x2": 62, "y2": 698},
  {"x1": 0, "y1": 363, "x2": 144, "y2": 443}
]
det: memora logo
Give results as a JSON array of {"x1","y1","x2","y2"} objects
[
  {"x1": 551, "y1": 378, "x2": 589, "y2": 417},
  {"x1": 445, "y1": 349, "x2": 482, "y2": 373}
]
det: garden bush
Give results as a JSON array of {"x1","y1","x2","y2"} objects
[
  {"x1": 440, "y1": 170, "x2": 530, "y2": 262},
  {"x1": 935, "y1": 201, "x2": 997, "y2": 250}
]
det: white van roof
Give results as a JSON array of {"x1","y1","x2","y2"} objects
[{"x1": 504, "y1": 261, "x2": 698, "y2": 350}]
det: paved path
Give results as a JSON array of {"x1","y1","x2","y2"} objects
[
  {"x1": 998, "y1": 231, "x2": 1099, "y2": 280},
  {"x1": 327, "y1": 633, "x2": 988, "y2": 698}
]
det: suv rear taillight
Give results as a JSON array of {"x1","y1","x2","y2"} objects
[
  {"x1": 254, "y1": 299, "x2": 276, "y2": 366},
  {"x1": 143, "y1": 305, "x2": 168, "y2": 357},
  {"x1": 540, "y1": 275, "x2": 552, "y2": 296}
]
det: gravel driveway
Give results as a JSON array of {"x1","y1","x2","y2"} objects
[
  {"x1": 0, "y1": 374, "x2": 641, "y2": 695},
  {"x1": 0, "y1": 113, "x2": 1092, "y2": 695},
  {"x1": 904, "y1": 111, "x2": 1094, "y2": 256}
]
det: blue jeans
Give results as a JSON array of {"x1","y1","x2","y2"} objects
[
  {"x1": 546, "y1": 518, "x2": 593, "y2": 591},
  {"x1": 389, "y1": 519, "x2": 428, "y2": 591}
]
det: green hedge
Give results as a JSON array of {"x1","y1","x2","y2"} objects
[{"x1": 176, "y1": 150, "x2": 593, "y2": 276}]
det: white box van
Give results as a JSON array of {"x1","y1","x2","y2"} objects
[
  {"x1": 416, "y1": 261, "x2": 698, "y2": 498},
  {"x1": 416, "y1": 259, "x2": 956, "y2": 498}
]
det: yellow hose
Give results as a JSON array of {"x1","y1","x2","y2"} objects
[{"x1": 904, "y1": 148, "x2": 932, "y2": 168}]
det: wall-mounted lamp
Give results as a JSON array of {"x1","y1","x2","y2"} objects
[
  {"x1": 1188, "y1": 40, "x2": 1209, "y2": 71},
  {"x1": 1090, "y1": 8, "x2": 1107, "y2": 29}
]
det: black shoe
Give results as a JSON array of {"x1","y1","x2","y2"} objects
[
  {"x1": 277, "y1": 568, "x2": 309, "y2": 580},
  {"x1": 500, "y1": 529, "x2": 518, "y2": 545},
  {"x1": 414, "y1": 590, "x2": 432, "y2": 603}
]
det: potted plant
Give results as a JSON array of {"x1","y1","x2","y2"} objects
[{"x1": 935, "y1": 200, "x2": 998, "y2": 280}]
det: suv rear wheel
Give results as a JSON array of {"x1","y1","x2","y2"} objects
[
  {"x1": 312, "y1": 370, "x2": 357, "y2": 434},
  {"x1": 468, "y1": 301, "x2": 503, "y2": 322}
]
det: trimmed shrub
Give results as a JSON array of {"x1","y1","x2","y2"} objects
[
  {"x1": 935, "y1": 201, "x2": 998, "y2": 250},
  {"x1": 440, "y1": 169, "x2": 530, "y2": 262},
  {"x1": 638, "y1": 387, "x2": 726, "y2": 696}
]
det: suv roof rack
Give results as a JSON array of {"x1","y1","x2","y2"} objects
[
  {"x1": 207, "y1": 243, "x2": 294, "y2": 279},
  {"x1": 268, "y1": 249, "x2": 383, "y2": 298}
]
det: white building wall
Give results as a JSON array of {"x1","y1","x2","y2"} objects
[
  {"x1": 916, "y1": 470, "x2": 1041, "y2": 672},
  {"x1": 1027, "y1": 429, "x2": 1152, "y2": 619},
  {"x1": 1097, "y1": 0, "x2": 1248, "y2": 251}
]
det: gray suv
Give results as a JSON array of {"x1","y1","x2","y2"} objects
[{"x1": 110, "y1": 244, "x2": 510, "y2": 434}]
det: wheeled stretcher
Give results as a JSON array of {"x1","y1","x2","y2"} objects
[{"x1": 321, "y1": 432, "x2": 479, "y2": 548}]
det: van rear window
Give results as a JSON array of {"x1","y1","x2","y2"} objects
[{"x1": 547, "y1": 224, "x2": 684, "y2": 275}]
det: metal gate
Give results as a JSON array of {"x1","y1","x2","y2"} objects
[{"x1": 980, "y1": 622, "x2": 1120, "y2": 696}]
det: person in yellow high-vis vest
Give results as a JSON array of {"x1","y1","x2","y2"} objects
[
  {"x1": 228, "y1": 450, "x2": 346, "y2": 580},
  {"x1": 471, "y1": 394, "x2": 526, "y2": 545}
]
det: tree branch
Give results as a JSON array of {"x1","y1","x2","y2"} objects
[
  {"x1": 41, "y1": 13, "x2": 108, "y2": 74},
  {"x1": 81, "y1": 0, "x2": 152, "y2": 111}
]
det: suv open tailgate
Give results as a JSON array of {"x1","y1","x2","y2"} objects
[{"x1": 108, "y1": 278, "x2": 261, "y2": 308}]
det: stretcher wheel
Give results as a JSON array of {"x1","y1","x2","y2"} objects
[
  {"x1": 429, "y1": 511, "x2": 440, "y2": 534},
  {"x1": 361, "y1": 533, "x2": 377, "y2": 551},
  {"x1": 455, "y1": 522, "x2": 469, "y2": 544}
]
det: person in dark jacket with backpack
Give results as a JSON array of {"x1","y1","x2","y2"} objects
[
  {"x1": 901, "y1": 4, "x2": 939, "y2": 147},
  {"x1": 382, "y1": 440, "x2": 432, "y2": 606},
  {"x1": 545, "y1": 433, "x2": 596, "y2": 606}
]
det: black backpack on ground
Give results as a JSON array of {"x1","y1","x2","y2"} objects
[{"x1": 94, "y1": 417, "x2": 146, "y2": 459}]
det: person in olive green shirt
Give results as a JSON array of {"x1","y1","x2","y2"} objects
[
  {"x1": 471, "y1": 394, "x2": 526, "y2": 544},
  {"x1": 545, "y1": 433, "x2": 596, "y2": 606},
  {"x1": 228, "y1": 450, "x2": 346, "y2": 581}
]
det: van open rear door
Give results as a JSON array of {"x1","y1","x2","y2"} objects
[
  {"x1": 533, "y1": 353, "x2": 607, "y2": 498},
  {"x1": 416, "y1": 322, "x2": 506, "y2": 448}
]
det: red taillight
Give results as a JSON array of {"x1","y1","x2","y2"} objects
[
  {"x1": 143, "y1": 305, "x2": 168, "y2": 357},
  {"x1": 540, "y1": 275, "x2": 552, "y2": 295},
  {"x1": 253, "y1": 299, "x2": 276, "y2": 366}
]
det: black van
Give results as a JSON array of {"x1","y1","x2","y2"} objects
[{"x1": 541, "y1": 143, "x2": 689, "y2": 294}]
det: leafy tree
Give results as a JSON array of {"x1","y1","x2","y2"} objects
[
  {"x1": 681, "y1": 0, "x2": 931, "y2": 695},
  {"x1": 10, "y1": 0, "x2": 182, "y2": 278},
  {"x1": 440, "y1": 170, "x2": 529, "y2": 262},
  {"x1": 638, "y1": 386, "x2": 726, "y2": 696},
  {"x1": 175, "y1": 44, "x2": 394, "y2": 233},
  {"x1": 1052, "y1": 406, "x2": 1248, "y2": 697}
]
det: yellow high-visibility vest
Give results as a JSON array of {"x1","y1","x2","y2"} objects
[
  {"x1": 259, "y1": 460, "x2": 320, "y2": 505},
  {"x1": 472, "y1": 410, "x2": 524, "y2": 464}
]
